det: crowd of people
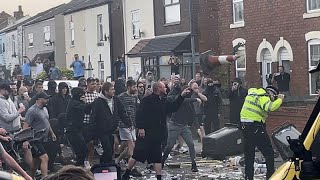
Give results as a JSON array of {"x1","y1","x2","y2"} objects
[{"x1": 1, "y1": 59, "x2": 293, "y2": 180}]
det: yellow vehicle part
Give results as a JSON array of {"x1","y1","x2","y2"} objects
[
  {"x1": 270, "y1": 113, "x2": 320, "y2": 179},
  {"x1": 269, "y1": 161, "x2": 300, "y2": 180}
]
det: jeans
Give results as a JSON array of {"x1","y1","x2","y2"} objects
[
  {"x1": 241, "y1": 123, "x2": 274, "y2": 180},
  {"x1": 204, "y1": 113, "x2": 220, "y2": 134},
  {"x1": 66, "y1": 131, "x2": 87, "y2": 166},
  {"x1": 162, "y1": 121, "x2": 196, "y2": 164},
  {"x1": 100, "y1": 134, "x2": 114, "y2": 164}
]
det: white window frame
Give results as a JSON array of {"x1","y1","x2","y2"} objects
[
  {"x1": 97, "y1": 14, "x2": 104, "y2": 42},
  {"x1": 70, "y1": 22, "x2": 75, "y2": 46},
  {"x1": 233, "y1": 0, "x2": 244, "y2": 24},
  {"x1": 307, "y1": 0, "x2": 320, "y2": 13},
  {"x1": 43, "y1": 26, "x2": 51, "y2": 43},
  {"x1": 28, "y1": 33, "x2": 33, "y2": 47},
  {"x1": 12, "y1": 35, "x2": 16, "y2": 54},
  {"x1": 308, "y1": 39, "x2": 320, "y2": 95},
  {"x1": 164, "y1": 0, "x2": 181, "y2": 24},
  {"x1": 0, "y1": 40, "x2": 2, "y2": 54},
  {"x1": 98, "y1": 61, "x2": 105, "y2": 81},
  {"x1": 235, "y1": 46, "x2": 246, "y2": 81},
  {"x1": 131, "y1": 10, "x2": 140, "y2": 39}
]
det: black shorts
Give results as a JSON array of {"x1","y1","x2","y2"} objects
[
  {"x1": 31, "y1": 141, "x2": 47, "y2": 158},
  {"x1": 132, "y1": 137, "x2": 162, "y2": 164}
]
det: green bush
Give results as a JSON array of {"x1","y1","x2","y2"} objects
[{"x1": 36, "y1": 68, "x2": 73, "y2": 80}]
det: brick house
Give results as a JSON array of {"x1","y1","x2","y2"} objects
[
  {"x1": 127, "y1": 0, "x2": 200, "y2": 81},
  {"x1": 199, "y1": 0, "x2": 320, "y2": 96},
  {"x1": 198, "y1": 0, "x2": 320, "y2": 134}
]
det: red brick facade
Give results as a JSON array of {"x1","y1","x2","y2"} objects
[{"x1": 198, "y1": 0, "x2": 320, "y2": 96}]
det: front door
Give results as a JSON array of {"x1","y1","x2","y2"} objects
[{"x1": 262, "y1": 49, "x2": 272, "y2": 88}]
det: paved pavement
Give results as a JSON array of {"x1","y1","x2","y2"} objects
[{"x1": 56, "y1": 140, "x2": 285, "y2": 179}]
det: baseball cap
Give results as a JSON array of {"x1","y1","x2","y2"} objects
[
  {"x1": 0, "y1": 83, "x2": 11, "y2": 92},
  {"x1": 35, "y1": 92, "x2": 51, "y2": 100}
]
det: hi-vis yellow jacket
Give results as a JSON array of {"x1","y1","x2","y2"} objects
[{"x1": 240, "y1": 88, "x2": 283, "y2": 123}]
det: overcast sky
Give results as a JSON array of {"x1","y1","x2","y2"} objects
[{"x1": 1, "y1": 0, "x2": 71, "y2": 16}]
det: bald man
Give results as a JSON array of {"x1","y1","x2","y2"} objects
[
  {"x1": 17, "y1": 86, "x2": 30, "y2": 117},
  {"x1": 123, "y1": 82, "x2": 191, "y2": 180}
]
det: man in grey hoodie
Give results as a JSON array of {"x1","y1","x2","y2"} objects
[{"x1": 0, "y1": 83, "x2": 25, "y2": 133}]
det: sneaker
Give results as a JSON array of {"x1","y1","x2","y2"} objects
[
  {"x1": 84, "y1": 161, "x2": 91, "y2": 169},
  {"x1": 130, "y1": 168, "x2": 142, "y2": 177},
  {"x1": 191, "y1": 163, "x2": 198, "y2": 172},
  {"x1": 179, "y1": 147, "x2": 188, "y2": 154}
]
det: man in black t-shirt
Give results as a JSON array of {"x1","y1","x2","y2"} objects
[{"x1": 272, "y1": 66, "x2": 291, "y2": 96}]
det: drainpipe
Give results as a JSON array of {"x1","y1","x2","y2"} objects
[
  {"x1": 122, "y1": 0, "x2": 128, "y2": 80},
  {"x1": 108, "y1": 2, "x2": 114, "y2": 80},
  {"x1": 189, "y1": 0, "x2": 196, "y2": 78}
]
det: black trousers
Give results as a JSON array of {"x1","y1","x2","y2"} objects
[
  {"x1": 100, "y1": 134, "x2": 114, "y2": 164},
  {"x1": 204, "y1": 113, "x2": 220, "y2": 134},
  {"x1": 66, "y1": 131, "x2": 87, "y2": 166},
  {"x1": 241, "y1": 122, "x2": 274, "y2": 180}
]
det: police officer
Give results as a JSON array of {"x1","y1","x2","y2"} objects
[{"x1": 240, "y1": 86, "x2": 285, "y2": 180}]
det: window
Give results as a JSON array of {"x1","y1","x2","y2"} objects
[
  {"x1": 309, "y1": 39, "x2": 320, "y2": 95},
  {"x1": 164, "y1": 0, "x2": 180, "y2": 24},
  {"x1": 70, "y1": 22, "x2": 75, "y2": 46},
  {"x1": 233, "y1": 0, "x2": 244, "y2": 23},
  {"x1": 0, "y1": 40, "x2": 2, "y2": 54},
  {"x1": 12, "y1": 35, "x2": 16, "y2": 54},
  {"x1": 97, "y1": 15, "x2": 104, "y2": 42},
  {"x1": 131, "y1": 10, "x2": 140, "y2": 39},
  {"x1": 98, "y1": 61, "x2": 105, "y2": 81},
  {"x1": 143, "y1": 56, "x2": 159, "y2": 79},
  {"x1": 308, "y1": 0, "x2": 320, "y2": 12},
  {"x1": 235, "y1": 47, "x2": 246, "y2": 82},
  {"x1": 43, "y1": 26, "x2": 51, "y2": 43},
  {"x1": 28, "y1": 33, "x2": 33, "y2": 47}
]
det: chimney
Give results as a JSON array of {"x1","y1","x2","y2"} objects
[{"x1": 13, "y1": 5, "x2": 24, "y2": 20}]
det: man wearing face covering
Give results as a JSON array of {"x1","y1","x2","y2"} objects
[
  {"x1": 203, "y1": 79, "x2": 222, "y2": 134},
  {"x1": 66, "y1": 87, "x2": 92, "y2": 166},
  {"x1": 240, "y1": 86, "x2": 284, "y2": 180},
  {"x1": 0, "y1": 83, "x2": 25, "y2": 133}
]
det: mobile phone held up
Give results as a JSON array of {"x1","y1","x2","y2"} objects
[{"x1": 91, "y1": 163, "x2": 121, "y2": 180}]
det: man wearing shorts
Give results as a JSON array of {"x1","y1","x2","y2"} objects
[
  {"x1": 118, "y1": 80, "x2": 141, "y2": 176},
  {"x1": 23, "y1": 92, "x2": 56, "y2": 178}
]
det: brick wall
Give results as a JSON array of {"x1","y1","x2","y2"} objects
[
  {"x1": 266, "y1": 100, "x2": 316, "y2": 136},
  {"x1": 154, "y1": 0, "x2": 191, "y2": 36},
  {"x1": 198, "y1": 0, "x2": 320, "y2": 96},
  {"x1": 221, "y1": 98, "x2": 317, "y2": 138}
]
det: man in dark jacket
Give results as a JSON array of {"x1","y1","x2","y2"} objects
[
  {"x1": 66, "y1": 87, "x2": 92, "y2": 166},
  {"x1": 90, "y1": 82, "x2": 131, "y2": 164},
  {"x1": 203, "y1": 79, "x2": 223, "y2": 134},
  {"x1": 229, "y1": 78, "x2": 248, "y2": 125},
  {"x1": 122, "y1": 82, "x2": 190, "y2": 180}
]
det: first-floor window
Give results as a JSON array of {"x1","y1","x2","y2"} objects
[
  {"x1": 28, "y1": 33, "x2": 33, "y2": 47},
  {"x1": 233, "y1": 0, "x2": 244, "y2": 23},
  {"x1": 308, "y1": 0, "x2": 320, "y2": 12},
  {"x1": 98, "y1": 61, "x2": 105, "y2": 81},
  {"x1": 309, "y1": 39, "x2": 320, "y2": 95},
  {"x1": 0, "y1": 41, "x2": 2, "y2": 54},
  {"x1": 235, "y1": 47, "x2": 246, "y2": 82}
]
